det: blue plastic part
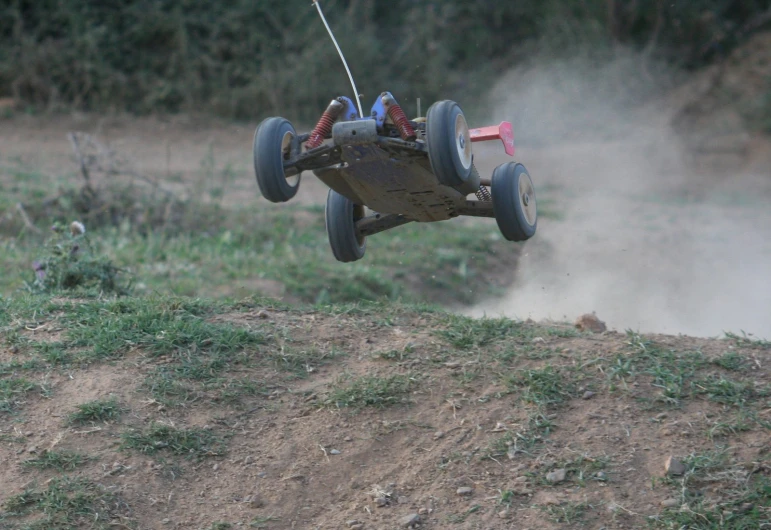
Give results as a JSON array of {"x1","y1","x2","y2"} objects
[
  {"x1": 369, "y1": 93, "x2": 387, "y2": 128},
  {"x1": 337, "y1": 96, "x2": 359, "y2": 122}
]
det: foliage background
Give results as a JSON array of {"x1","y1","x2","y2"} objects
[{"x1": 1, "y1": 0, "x2": 770, "y2": 122}]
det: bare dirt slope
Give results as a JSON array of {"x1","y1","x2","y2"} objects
[{"x1": 1, "y1": 298, "x2": 769, "y2": 529}]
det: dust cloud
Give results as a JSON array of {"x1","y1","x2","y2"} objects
[{"x1": 467, "y1": 51, "x2": 771, "y2": 339}]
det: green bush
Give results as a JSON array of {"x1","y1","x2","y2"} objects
[{"x1": 1, "y1": 0, "x2": 765, "y2": 121}]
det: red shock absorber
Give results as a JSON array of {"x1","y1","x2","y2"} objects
[
  {"x1": 306, "y1": 99, "x2": 345, "y2": 149},
  {"x1": 381, "y1": 92, "x2": 416, "y2": 141}
]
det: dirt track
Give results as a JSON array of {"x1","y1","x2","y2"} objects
[{"x1": 1, "y1": 299, "x2": 769, "y2": 529}]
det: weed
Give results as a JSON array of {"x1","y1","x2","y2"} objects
[
  {"x1": 63, "y1": 297, "x2": 266, "y2": 359},
  {"x1": 506, "y1": 366, "x2": 570, "y2": 406},
  {"x1": 25, "y1": 222, "x2": 131, "y2": 295},
  {"x1": 0, "y1": 378, "x2": 36, "y2": 413},
  {"x1": 436, "y1": 315, "x2": 520, "y2": 349},
  {"x1": 23, "y1": 449, "x2": 89, "y2": 471},
  {"x1": 712, "y1": 351, "x2": 748, "y2": 371},
  {"x1": 250, "y1": 515, "x2": 280, "y2": 528},
  {"x1": 693, "y1": 375, "x2": 767, "y2": 407},
  {"x1": 68, "y1": 397, "x2": 123, "y2": 424},
  {"x1": 267, "y1": 346, "x2": 342, "y2": 378},
  {"x1": 725, "y1": 331, "x2": 771, "y2": 350},
  {"x1": 2, "y1": 477, "x2": 131, "y2": 528},
  {"x1": 120, "y1": 423, "x2": 225, "y2": 459},
  {"x1": 542, "y1": 502, "x2": 588, "y2": 524},
  {"x1": 325, "y1": 374, "x2": 414, "y2": 409}
]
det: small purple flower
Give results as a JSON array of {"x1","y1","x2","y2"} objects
[{"x1": 32, "y1": 260, "x2": 46, "y2": 280}]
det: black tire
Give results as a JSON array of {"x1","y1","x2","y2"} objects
[
  {"x1": 491, "y1": 162, "x2": 537, "y2": 242},
  {"x1": 325, "y1": 190, "x2": 366, "y2": 262},
  {"x1": 426, "y1": 100, "x2": 473, "y2": 189},
  {"x1": 253, "y1": 117, "x2": 300, "y2": 203}
]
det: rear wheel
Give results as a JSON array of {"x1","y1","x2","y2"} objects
[
  {"x1": 491, "y1": 162, "x2": 537, "y2": 242},
  {"x1": 253, "y1": 117, "x2": 300, "y2": 203},
  {"x1": 325, "y1": 190, "x2": 366, "y2": 262},
  {"x1": 426, "y1": 100, "x2": 474, "y2": 189}
]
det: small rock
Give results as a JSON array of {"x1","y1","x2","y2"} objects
[
  {"x1": 27, "y1": 445, "x2": 38, "y2": 454},
  {"x1": 541, "y1": 493, "x2": 561, "y2": 506},
  {"x1": 456, "y1": 487, "x2": 473, "y2": 496},
  {"x1": 546, "y1": 468, "x2": 567, "y2": 484},
  {"x1": 582, "y1": 391, "x2": 596, "y2": 400},
  {"x1": 330, "y1": 449, "x2": 341, "y2": 455},
  {"x1": 418, "y1": 508, "x2": 428, "y2": 515},
  {"x1": 162, "y1": 519, "x2": 171, "y2": 525},
  {"x1": 531, "y1": 337, "x2": 545, "y2": 344},
  {"x1": 212, "y1": 463, "x2": 219, "y2": 471},
  {"x1": 374, "y1": 496, "x2": 388, "y2": 507},
  {"x1": 498, "y1": 509, "x2": 510, "y2": 519},
  {"x1": 350, "y1": 525, "x2": 364, "y2": 530},
  {"x1": 595, "y1": 471, "x2": 607, "y2": 481},
  {"x1": 401, "y1": 513, "x2": 420, "y2": 527},
  {"x1": 346, "y1": 520, "x2": 361, "y2": 528},
  {"x1": 433, "y1": 431, "x2": 444, "y2": 440},
  {"x1": 244, "y1": 455, "x2": 253, "y2": 465},
  {"x1": 665, "y1": 456, "x2": 686, "y2": 476},
  {"x1": 256, "y1": 310, "x2": 270, "y2": 319},
  {"x1": 248, "y1": 495, "x2": 264, "y2": 508},
  {"x1": 660, "y1": 498, "x2": 679, "y2": 508},
  {"x1": 738, "y1": 502, "x2": 754, "y2": 513},
  {"x1": 344, "y1": 436, "x2": 353, "y2": 442},
  {"x1": 575, "y1": 313, "x2": 607, "y2": 333}
]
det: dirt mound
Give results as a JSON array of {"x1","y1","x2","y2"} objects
[{"x1": 1, "y1": 297, "x2": 769, "y2": 529}]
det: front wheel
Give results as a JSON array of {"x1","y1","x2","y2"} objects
[
  {"x1": 491, "y1": 162, "x2": 537, "y2": 242},
  {"x1": 425, "y1": 100, "x2": 475, "y2": 190},
  {"x1": 253, "y1": 117, "x2": 300, "y2": 203},
  {"x1": 325, "y1": 190, "x2": 366, "y2": 262}
]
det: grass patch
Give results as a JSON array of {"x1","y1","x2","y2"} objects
[
  {"x1": 325, "y1": 374, "x2": 414, "y2": 409},
  {"x1": 67, "y1": 397, "x2": 123, "y2": 425},
  {"x1": 62, "y1": 297, "x2": 266, "y2": 359},
  {"x1": 120, "y1": 423, "x2": 225, "y2": 459},
  {"x1": 23, "y1": 449, "x2": 89, "y2": 471},
  {"x1": 711, "y1": 351, "x2": 748, "y2": 371},
  {"x1": 653, "y1": 448, "x2": 771, "y2": 528},
  {"x1": 693, "y1": 375, "x2": 768, "y2": 407},
  {"x1": 725, "y1": 331, "x2": 771, "y2": 350},
  {"x1": 0, "y1": 377, "x2": 37, "y2": 413},
  {"x1": 2, "y1": 477, "x2": 131, "y2": 529},
  {"x1": 542, "y1": 501, "x2": 589, "y2": 524},
  {"x1": 506, "y1": 366, "x2": 570, "y2": 406},
  {"x1": 436, "y1": 316, "x2": 521, "y2": 349}
]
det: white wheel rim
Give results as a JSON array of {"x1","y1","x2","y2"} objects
[
  {"x1": 454, "y1": 113, "x2": 472, "y2": 170},
  {"x1": 518, "y1": 172, "x2": 537, "y2": 226},
  {"x1": 281, "y1": 130, "x2": 299, "y2": 187}
]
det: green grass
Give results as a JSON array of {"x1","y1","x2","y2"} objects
[
  {"x1": 67, "y1": 397, "x2": 123, "y2": 425},
  {"x1": 120, "y1": 423, "x2": 226, "y2": 459},
  {"x1": 2, "y1": 477, "x2": 131, "y2": 529},
  {"x1": 325, "y1": 374, "x2": 414, "y2": 409},
  {"x1": 506, "y1": 366, "x2": 571, "y2": 406},
  {"x1": 23, "y1": 450, "x2": 89, "y2": 471},
  {"x1": 0, "y1": 378, "x2": 37, "y2": 413},
  {"x1": 652, "y1": 448, "x2": 771, "y2": 529}
]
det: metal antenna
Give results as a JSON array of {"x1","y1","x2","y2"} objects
[{"x1": 312, "y1": 0, "x2": 364, "y2": 118}]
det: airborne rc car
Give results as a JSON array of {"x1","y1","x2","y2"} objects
[{"x1": 252, "y1": 1, "x2": 537, "y2": 263}]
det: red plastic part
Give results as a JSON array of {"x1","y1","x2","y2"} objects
[{"x1": 469, "y1": 121, "x2": 515, "y2": 156}]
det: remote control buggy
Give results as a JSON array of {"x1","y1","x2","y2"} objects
[{"x1": 252, "y1": 3, "x2": 537, "y2": 263}]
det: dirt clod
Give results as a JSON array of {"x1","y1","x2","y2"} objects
[
  {"x1": 401, "y1": 513, "x2": 420, "y2": 527},
  {"x1": 665, "y1": 456, "x2": 687, "y2": 476},
  {"x1": 574, "y1": 313, "x2": 607, "y2": 333},
  {"x1": 545, "y1": 468, "x2": 567, "y2": 483}
]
